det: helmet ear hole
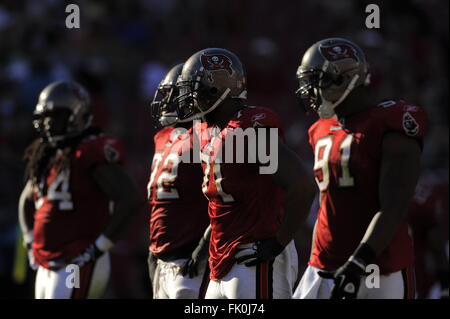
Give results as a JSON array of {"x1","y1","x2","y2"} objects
[
  {"x1": 209, "y1": 87, "x2": 218, "y2": 95},
  {"x1": 82, "y1": 111, "x2": 89, "y2": 122},
  {"x1": 334, "y1": 75, "x2": 344, "y2": 86}
]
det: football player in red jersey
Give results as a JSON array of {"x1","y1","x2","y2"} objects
[
  {"x1": 18, "y1": 81, "x2": 144, "y2": 299},
  {"x1": 147, "y1": 64, "x2": 210, "y2": 299},
  {"x1": 175, "y1": 48, "x2": 316, "y2": 299},
  {"x1": 292, "y1": 38, "x2": 427, "y2": 299}
]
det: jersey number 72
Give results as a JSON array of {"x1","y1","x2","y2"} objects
[{"x1": 147, "y1": 152, "x2": 180, "y2": 200}]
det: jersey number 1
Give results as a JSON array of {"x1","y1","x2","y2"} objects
[
  {"x1": 202, "y1": 162, "x2": 234, "y2": 203},
  {"x1": 201, "y1": 133, "x2": 234, "y2": 203}
]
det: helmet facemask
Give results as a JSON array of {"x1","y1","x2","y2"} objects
[
  {"x1": 151, "y1": 83, "x2": 179, "y2": 127},
  {"x1": 175, "y1": 72, "x2": 202, "y2": 122},
  {"x1": 296, "y1": 69, "x2": 336, "y2": 114},
  {"x1": 35, "y1": 108, "x2": 72, "y2": 145},
  {"x1": 296, "y1": 67, "x2": 361, "y2": 119},
  {"x1": 176, "y1": 70, "x2": 231, "y2": 123},
  {"x1": 32, "y1": 112, "x2": 45, "y2": 137},
  {"x1": 34, "y1": 106, "x2": 92, "y2": 147}
]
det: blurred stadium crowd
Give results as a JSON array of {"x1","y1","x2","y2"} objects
[{"x1": 0, "y1": 0, "x2": 448, "y2": 298}]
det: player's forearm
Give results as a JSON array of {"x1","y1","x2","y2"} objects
[
  {"x1": 276, "y1": 182, "x2": 316, "y2": 246},
  {"x1": 18, "y1": 200, "x2": 34, "y2": 235},
  {"x1": 272, "y1": 139, "x2": 316, "y2": 246},
  {"x1": 18, "y1": 182, "x2": 35, "y2": 240},
  {"x1": 202, "y1": 224, "x2": 212, "y2": 241},
  {"x1": 360, "y1": 208, "x2": 410, "y2": 257},
  {"x1": 101, "y1": 197, "x2": 145, "y2": 243},
  {"x1": 360, "y1": 177, "x2": 418, "y2": 258},
  {"x1": 91, "y1": 163, "x2": 146, "y2": 244},
  {"x1": 360, "y1": 134, "x2": 420, "y2": 258}
]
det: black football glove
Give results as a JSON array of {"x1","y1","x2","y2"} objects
[
  {"x1": 318, "y1": 258, "x2": 367, "y2": 299},
  {"x1": 180, "y1": 237, "x2": 209, "y2": 278},
  {"x1": 69, "y1": 243, "x2": 104, "y2": 268},
  {"x1": 235, "y1": 237, "x2": 285, "y2": 267},
  {"x1": 318, "y1": 243, "x2": 375, "y2": 299}
]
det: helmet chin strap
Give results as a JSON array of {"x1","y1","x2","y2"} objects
[
  {"x1": 318, "y1": 74, "x2": 360, "y2": 119},
  {"x1": 177, "y1": 88, "x2": 231, "y2": 123},
  {"x1": 67, "y1": 112, "x2": 93, "y2": 134}
]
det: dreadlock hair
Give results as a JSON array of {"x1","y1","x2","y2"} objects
[
  {"x1": 24, "y1": 138, "x2": 52, "y2": 185},
  {"x1": 24, "y1": 126, "x2": 103, "y2": 186}
]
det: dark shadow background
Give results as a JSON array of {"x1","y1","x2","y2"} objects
[{"x1": 0, "y1": 0, "x2": 448, "y2": 298}]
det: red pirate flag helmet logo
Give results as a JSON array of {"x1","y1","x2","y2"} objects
[
  {"x1": 319, "y1": 44, "x2": 359, "y2": 62},
  {"x1": 200, "y1": 54, "x2": 233, "y2": 75}
]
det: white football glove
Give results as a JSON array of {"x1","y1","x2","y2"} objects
[
  {"x1": 23, "y1": 231, "x2": 38, "y2": 270},
  {"x1": 26, "y1": 243, "x2": 38, "y2": 271}
]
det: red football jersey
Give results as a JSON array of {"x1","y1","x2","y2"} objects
[
  {"x1": 32, "y1": 134, "x2": 124, "y2": 268},
  {"x1": 197, "y1": 106, "x2": 285, "y2": 280},
  {"x1": 148, "y1": 127, "x2": 209, "y2": 258},
  {"x1": 308, "y1": 100, "x2": 427, "y2": 274}
]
